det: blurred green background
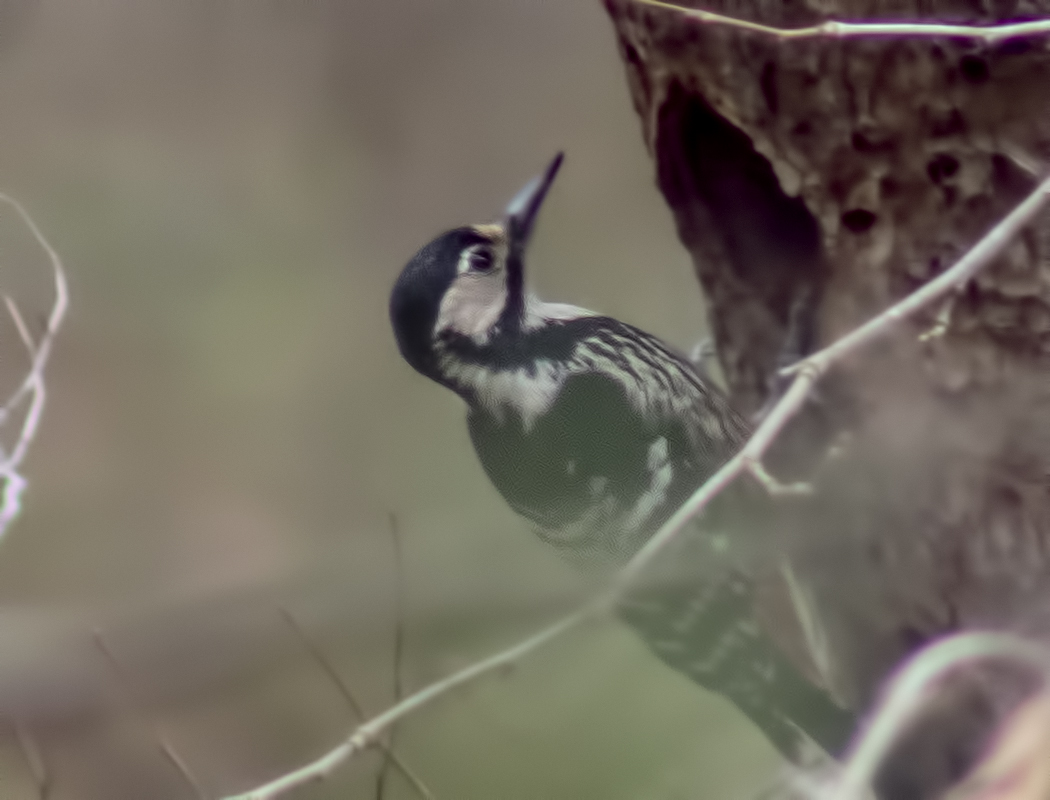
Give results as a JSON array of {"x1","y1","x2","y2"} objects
[{"x1": 0, "y1": 2, "x2": 780, "y2": 798}]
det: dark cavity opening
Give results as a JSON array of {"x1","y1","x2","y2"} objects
[
  {"x1": 842, "y1": 209, "x2": 877, "y2": 233},
  {"x1": 927, "y1": 153, "x2": 960, "y2": 183},
  {"x1": 654, "y1": 81, "x2": 824, "y2": 328},
  {"x1": 959, "y1": 55, "x2": 989, "y2": 83}
]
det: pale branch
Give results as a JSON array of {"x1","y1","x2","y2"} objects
[
  {"x1": 93, "y1": 631, "x2": 208, "y2": 800},
  {"x1": 220, "y1": 167, "x2": 1050, "y2": 800},
  {"x1": 279, "y1": 608, "x2": 370, "y2": 723},
  {"x1": 278, "y1": 608, "x2": 435, "y2": 800},
  {"x1": 12, "y1": 719, "x2": 49, "y2": 799},
  {"x1": 4, "y1": 296, "x2": 37, "y2": 357},
  {"x1": 0, "y1": 193, "x2": 67, "y2": 798},
  {"x1": 221, "y1": 611, "x2": 590, "y2": 800},
  {"x1": 634, "y1": 0, "x2": 1050, "y2": 42},
  {"x1": 0, "y1": 193, "x2": 69, "y2": 543},
  {"x1": 376, "y1": 513, "x2": 414, "y2": 800},
  {"x1": 747, "y1": 459, "x2": 814, "y2": 497},
  {"x1": 813, "y1": 633, "x2": 1050, "y2": 800},
  {"x1": 219, "y1": 368, "x2": 821, "y2": 800},
  {"x1": 916, "y1": 299, "x2": 955, "y2": 342}
]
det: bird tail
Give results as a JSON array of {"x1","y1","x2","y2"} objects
[{"x1": 617, "y1": 567, "x2": 856, "y2": 760}]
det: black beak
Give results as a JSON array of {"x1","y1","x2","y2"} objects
[
  {"x1": 498, "y1": 153, "x2": 563, "y2": 330},
  {"x1": 505, "y1": 152, "x2": 564, "y2": 252}
]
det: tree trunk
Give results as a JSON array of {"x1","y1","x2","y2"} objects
[{"x1": 604, "y1": 0, "x2": 1050, "y2": 794}]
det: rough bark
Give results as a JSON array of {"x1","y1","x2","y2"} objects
[{"x1": 605, "y1": 0, "x2": 1050, "y2": 795}]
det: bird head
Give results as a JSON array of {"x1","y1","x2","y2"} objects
[{"x1": 390, "y1": 153, "x2": 564, "y2": 382}]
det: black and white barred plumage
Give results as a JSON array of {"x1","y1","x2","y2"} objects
[
  {"x1": 454, "y1": 311, "x2": 747, "y2": 563},
  {"x1": 390, "y1": 154, "x2": 853, "y2": 758}
]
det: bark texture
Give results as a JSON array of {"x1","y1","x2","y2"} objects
[{"x1": 605, "y1": 0, "x2": 1050, "y2": 795}]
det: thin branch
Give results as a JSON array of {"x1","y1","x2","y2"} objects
[
  {"x1": 376, "y1": 513, "x2": 410, "y2": 800},
  {"x1": 634, "y1": 0, "x2": 1050, "y2": 42},
  {"x1": 746, "y1": 460, "x2": 814, "y2": 496},
  {"x1": 279, "y1": 609, "x2": 434, "y2": 800},
  {"x1": 224, "y1": 369, "x2": 819, "y2": 800},
  {"x1": 220, "y1": 169, "x2": 1050, "y2": 800},
  {"x1": 12, "y1": 719, "x2": 50, "y2": 799},
  {"x1": 822, "y1": 633, "x2": 1050, "y2": 800},
  {"x1": 279, "y1": 608, "x2": 369, "y2": 720},
  {"x1": 389, "y1": 514, "x2": 407, "y2": 722},
  {"x1": 4, "y1": 296, "x2": 37, "y2": 357},
  {"x1": 221, "y1": 610, "x2": 589, "y2": 800},
  {"x1": 0, "y1": 193, "x2": 69, "y2": 543},
  {"x1": 0, "y1": 194, "x2": 66, "y2": 798},
  {"x1": 93, "y1": 631, "x2": 208, "y2": 800},
  {"x1": 917, "y1": 298, "x2": 954, "y2": 342},
  {"x1": 221, "y1": 171, "x2": 1050, "y2": 800}
]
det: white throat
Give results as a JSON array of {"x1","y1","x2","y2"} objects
[{"x1": 435, "y1": 294, "x2": 598, "y2": 428}]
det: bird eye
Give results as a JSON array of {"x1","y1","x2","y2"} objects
[{"x1": 467, "y1": 247, "x2": 495, "y2": 273}]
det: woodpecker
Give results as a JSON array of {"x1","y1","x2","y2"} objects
[{"x1": 390, "y1": 154, "x2": 855, "y2": 759}]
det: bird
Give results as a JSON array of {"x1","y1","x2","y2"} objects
[{"x1": 389, "y1": 153, "x2": 856, "y2": 760}]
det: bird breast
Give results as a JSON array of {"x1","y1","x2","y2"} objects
[{"x1": 438, "y1": 355, "x2": 569, "y2": 430}]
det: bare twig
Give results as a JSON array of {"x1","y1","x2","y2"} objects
[
  {"x1": 221, "y1": 610, "x2": 588, "y2": 800},
  {"x1": 917, "y1": 299, "x2": 955, "y2": 342},
  {"x1": 221, "y1": 169, "x2": 1050, "y2": 800},
  {"x1": 746, "y1": 459, "x2": 814, "y2": 497},
  {"x1": 93, "y1": 631, "x2": 208, "y2": 800},
  {"x1": 388, "y1": 514, "x2": 408, "y2": 709},
  {"x1": 224, "y1": 369, "x2": 822, "y2": 800},
  {"x1": 634, "y1": 0, "x2": 1050, "y2": 42},
  {"x1": 0, "y1": 192, "x2": 68, "y2": 800},
  {"x1": 0, "y1": 193, "x2": 69, "y2": 543},
  {"x1": 279, "y1": 608, "x2": 369, "y2": 721},
  {"x1": 376, "y1": 513, "x2": 410, "y2": 800},
  {"x1": 279, "y1": 609, "x2": 433, "y2": 800},
  {"x1": 5, "y1": 296, "x2": 37, "y2": 357},
  {"x1": 12, "y1": 719, "x2": 50, "y2": 799},
  {"x1": 823, "y1": 633, "x2": 1050, "y2": 800}
]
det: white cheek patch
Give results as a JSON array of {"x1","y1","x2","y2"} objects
[{"x1": 435, "y1": 272, "x2": 507, "y2": 344}]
